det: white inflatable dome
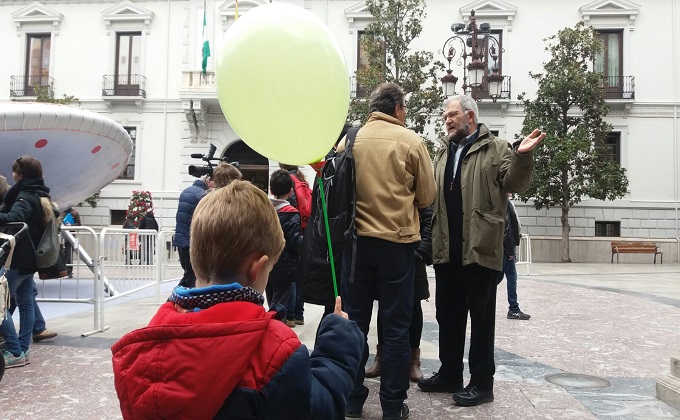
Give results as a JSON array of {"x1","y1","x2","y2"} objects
[{"x1": 0, "y1": 103, "x2": 133, "y2": 209}]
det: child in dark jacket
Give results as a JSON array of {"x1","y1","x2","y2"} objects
[
  {"x1": 266, "y1": 169, "x2": 303, "y2": 322},
  {"x1": 111, "y1": 181, "x2": 363, "y2": 420}
]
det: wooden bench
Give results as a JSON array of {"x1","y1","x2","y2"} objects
[{"x1": 611, "y1": 241, "x2": 662, "y2": 264}]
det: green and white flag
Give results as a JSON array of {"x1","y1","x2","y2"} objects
[{"x1": 202, "y1": 1, "x2": 211, "y2": 76}]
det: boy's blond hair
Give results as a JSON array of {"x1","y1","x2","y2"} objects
[
  {"x1": 190, "y1": 180, "x2": 284, "y2": 284},
  {"x1": 212, "y1": 162, "x2": 243, "y2": 188}
]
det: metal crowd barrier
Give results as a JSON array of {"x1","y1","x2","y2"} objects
[
  {"x1": 516, "y1": 233, "x2": 533, "y2": 275},
  {"x1": 33, "y1": 227, "x2": 183, "y2": 336},
  {"x1": 34, "y1": 226, "x2": 105, "y2": 336}
]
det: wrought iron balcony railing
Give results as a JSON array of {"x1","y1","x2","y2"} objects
[
  {"x1": 351, "y1": 75, "x2": 512, "y2": 102},
  {"x1": 10, "y1": 75, "x2": 54, "y2": 97},
  {"x1": 349, "y1": 76, "x2": 368, "y2": 99},
  {"x1": 467, "y1": 75, "x2": 512, "y2": 102},
  {"x1": 102, "y1": 74, "x2": 147, "y2": 97},
  {"x1": 602, "y1": 75, "x2": 635, "y2": 100}
]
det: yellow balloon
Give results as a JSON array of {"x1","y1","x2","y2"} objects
[{"x1": 217, "y1": 3, "x2": 350, "y2": 165}]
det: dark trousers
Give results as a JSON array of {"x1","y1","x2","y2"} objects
[
  {"x1": 503, "y1": 255, "x2": 519, "y2": 312},
  {"x1": 377, "y1": 297, "x2": 423, "y2": 348},
  {"x1": 341, "y1": 237, "x2": 414, "y2": 416},
  {"x1": 434, "y1": 257, "x2": 498, "y2": 391},
  {"x1": 64, "y1": 242, "x2": 74, "y2": 276},
  {"x1": 265, "y1": 282, "x2": 290, "y2": 316},
  {"x1": 177, "y1": 247, "x2": 196, "y2": 288}
]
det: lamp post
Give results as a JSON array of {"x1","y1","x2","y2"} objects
[{"x1": 440, "y1": 9, "x2": 505, "y2": 102}]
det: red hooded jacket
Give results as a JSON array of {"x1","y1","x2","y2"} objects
[{"x1": 112, "y1": 299, "x2": 362, "y2": 420}]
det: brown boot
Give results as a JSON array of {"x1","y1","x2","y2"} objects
[
  {"x1": 365, "y1": 344, "x2": 382, "y2": 378},
  {"x1": 409, "y1": 348, "x2": 423, "y2": 382}
]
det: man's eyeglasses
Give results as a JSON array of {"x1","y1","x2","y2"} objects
[{"x1": 443, "y1": 109, "x2": 468, "y2": 122}]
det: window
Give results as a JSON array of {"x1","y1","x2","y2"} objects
[
  {"x1": 110, "y1": 210, "x2": 127, "y2": 226},
  {"x1": 115, "y1": 32, "x2": 142, "y2": 95},
  {"x1": 25, "y1": 34, "x2": 51, "y2": 95},
  {"x1": 595, "y1": 221, "x2": 620, "y2": 237},
  {"x1": 118, "y1": 126, "x2": 137, "y2": 180},
  {"x1": 355, "y1": 31, "x2": 370, "y2": 98},
  {"x1": 595, "y1": 30, "x2": 623, "y2": 98},
  {"x1": 605, "y1": 132, "x2": 621, "y2": 164}
]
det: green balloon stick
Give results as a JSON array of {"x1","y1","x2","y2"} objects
[{"x1": 317, "y1": 176, "x2": 338, "y2": 298}]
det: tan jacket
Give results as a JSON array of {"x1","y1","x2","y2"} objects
[
  {"x1": 432, "y1": 124, "x2": 534, "y2": 270},
  {"x1": 341, "y1": 112, "x2": 436, "y2": 243}
]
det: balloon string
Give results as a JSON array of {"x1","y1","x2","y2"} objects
[{"x1": 317, "y1": 176, "x2": 338, "y2": 298}]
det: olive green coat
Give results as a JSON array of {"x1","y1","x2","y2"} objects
[{"x1": 431, "y1": 124, "x2": 534, "y2": 271}]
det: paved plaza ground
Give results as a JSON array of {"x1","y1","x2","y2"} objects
[{"x1": 1, "y1": 262, "x2": 680, "y2": 419}]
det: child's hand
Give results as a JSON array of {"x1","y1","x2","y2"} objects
[{"x1": 333, "y1": 296, "x2": 348, "y2": 320}]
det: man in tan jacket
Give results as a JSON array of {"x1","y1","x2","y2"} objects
[
  {"x1": 341, "y1": 82, "x2": 435, "y2": 420},
  {"x1": 418, "y1": 95, "x2": 544, "y2": 407}
]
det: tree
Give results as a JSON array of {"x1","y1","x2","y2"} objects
[
  {"x1": 517, "y1": 22, "x2": 628, "y2": 262},
  {"x1": 34, "y1": 86, "x2": 100, "y2": 208},
  {"x1": 347, "y1": 0, "x2": 444, "y2": 156}
]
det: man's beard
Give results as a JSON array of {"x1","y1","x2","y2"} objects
[{"x1": 449, "y1": 122, "x2": 470, "y2": 145}]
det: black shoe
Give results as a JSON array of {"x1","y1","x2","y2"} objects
[
  {"x1": 417, "y1": 371, "x2": 463, "y2": 393},
  {"x1": 345, "y1": 407, "x2": 362, "y2": 418},
  {"x1": 382, "y1": 403, "x2": 409, "y2": 420},
  {"x1": 507, "y1": 310, "x2": 531, "y2": 320},
  {"x1": 452, "y1": 385, "x2": 494, "y2": 407}
]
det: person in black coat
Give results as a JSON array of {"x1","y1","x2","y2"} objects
[
  {"x1": 503, "y1": 197, "x2": 530, "y2": 320},
  {"x1": 0, "y1": 156, "x2": 50, "y2": 367},
  {"x1": 364, "y1": 206, "x2": 433, "y2": 382},
  {"x1": 174, "y1": 175, "x2": 213, "y2": 287},
  {"x1": 138, "y1": 211, "x2": 159, "y2": 265},
  {"x1": 265, "y1": 170, "x2": 303, "y2": 323}
]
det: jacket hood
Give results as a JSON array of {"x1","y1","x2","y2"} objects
[
  {"x1": 270, "y1": 197, "x2": 294, "y2": 211},
  {"x1": 111, "y1": 301, "x2": 279, "y2": 419}
]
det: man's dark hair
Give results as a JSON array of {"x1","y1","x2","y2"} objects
[
  {"x1": 270, "y1": 169, "x2": 294, "y2": 197},
  {"x1": 369, "y1": 82, "x2": 405, "y2": 116},
  {"x1": 12, "y1": 155, "x2": 43, "y2": 179}
]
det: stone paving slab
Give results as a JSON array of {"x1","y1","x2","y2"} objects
[{"x1": 1, "y1": 263, "x2": 680, "y2": 419}]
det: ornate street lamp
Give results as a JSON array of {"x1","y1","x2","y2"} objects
[{"x1": 440, "y1": 9, "x2": 505, "y2": 102}]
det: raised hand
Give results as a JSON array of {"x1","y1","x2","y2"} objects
[{"x1": 518, "y1": 129, "x2": 546, "y2": 154}]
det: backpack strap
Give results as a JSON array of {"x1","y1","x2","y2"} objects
[
  {"x1": 344, "y1": 127, "x2": 359, "y2": 284},
  {"x1": 345, "y1": 127, "x2": 359, "y2": 153}
]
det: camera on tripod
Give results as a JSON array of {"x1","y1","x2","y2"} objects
[{"x1": 188, "y1": 143, "x2": 239, "y2": 178}]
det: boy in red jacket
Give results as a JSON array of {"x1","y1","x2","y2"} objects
[{"x1": 111, "y1": 181, "x2": 363, "y2": 419}]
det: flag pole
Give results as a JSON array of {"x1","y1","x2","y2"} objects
[{"x1": 201, "y1": 0, "x2": 211, "y2": 77}]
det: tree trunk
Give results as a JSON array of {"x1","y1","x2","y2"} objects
[{"x1": 560, "y1": 206, "x2": 571, "y2": 262}]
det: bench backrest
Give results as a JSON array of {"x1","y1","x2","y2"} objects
[{"x1": 611, "y1": 241, "x2": 659, "y2": 250}]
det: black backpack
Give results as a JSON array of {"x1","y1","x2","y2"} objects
[
  {"x1": 298, "y1": 128, "x2": 359, "y2": 305},
  {"x1": 323, "y1": 127, "x2": 359, "y2": 245}
]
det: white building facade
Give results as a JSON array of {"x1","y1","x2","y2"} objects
[{"x1": 1, "y1": 0, "x2": 679, "y2": 262}]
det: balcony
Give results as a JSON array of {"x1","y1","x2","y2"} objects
[
  {"x1": 602, "y1": 75, "x2": 635, "y2": 100},
  {"x1": 350, "y1": 76, "x2": 368, "y2": 99},
  {"x1": 10, "y1": 75, "x2": 54, "y2": 98},
  {"x1": 179, "y1": 71, "x2": 219, "y2": 108},
  {"x1": 102, "y1": 74, "x2": 147, "y2": 98},
  {"x1": 468, "y1": 76, "x2": 512, "y2": 102}
]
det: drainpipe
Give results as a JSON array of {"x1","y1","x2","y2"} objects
[
  {"x1": 325, "y1": 0, "x2": 329, "y2": 24},
  {"x1": 675, "y1": 0, "x2": 680, "y2": 261},
  {"x1": 161, "y1": 0, "x2": 172, "y2": 212}
]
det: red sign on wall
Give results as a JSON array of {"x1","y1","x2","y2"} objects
[{"x1": 129, "y1": 232, "x2": 139, "y2": 250}]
